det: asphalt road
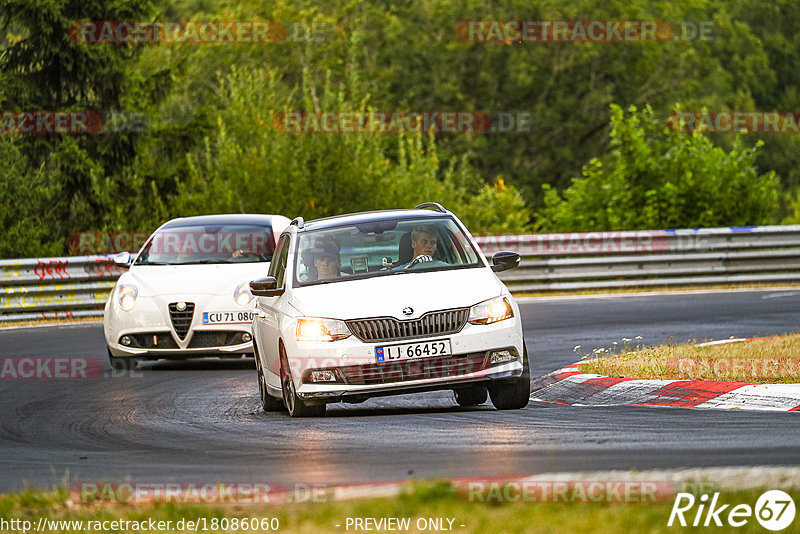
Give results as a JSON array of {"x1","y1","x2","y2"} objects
[{"x1": 1, "y1": 289, "x2": 799, "y2": 493}]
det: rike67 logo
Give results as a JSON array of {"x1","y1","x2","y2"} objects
[{"x1": 668, "y1": 490, "x2": 796, "y2": 531}]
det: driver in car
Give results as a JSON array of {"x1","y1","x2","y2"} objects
[
  {"x1": 300, "y1": 239, "x2": 346, "y2": 281},
  {"x1": 394, "y1": 225, "x2": 439, "y2": 269}
]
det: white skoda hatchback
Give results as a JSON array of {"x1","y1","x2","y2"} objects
[
  {"x1": 104, "y1": 214, "x2": 290, "y2": 369},
  {"x1": 250, "y1": 203, "x2": 529, "y2": 417}
]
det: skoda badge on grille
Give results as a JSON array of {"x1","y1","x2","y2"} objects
[
  {"x1": 402, "y1": 307, "x2": 413, "y2": 316},
  {"x1": 176, "y1": 302, "x2": 187, "y2": 311}
]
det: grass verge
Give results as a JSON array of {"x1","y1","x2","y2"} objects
[
  {"x1": 577, "y1": 335, "x2": 800, "y2": 383},
  {"x1": 1, "y1": 482, "x2": 798, "y2": 534}
]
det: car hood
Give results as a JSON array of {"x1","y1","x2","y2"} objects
[
  {"x1": 288, "y1": 267, "x2": 505, "y2": 320},
  {"x1": 123, "y1": 263, "x2": 268, "y2": 296}
]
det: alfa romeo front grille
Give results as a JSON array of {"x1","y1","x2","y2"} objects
[
  {"x1": 340, "y1": 352, "x2": 489, "y2": 385},
  {"x1": 346, "y1": 308, "x2": 469, "y2": 343},
  {"x1": 168, "y1": 302, "x2": 195, "y2": 340}
]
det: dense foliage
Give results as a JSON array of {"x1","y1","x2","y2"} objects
[
  {"x1": 537, "y1": 105, "x2": 779, "y2": 231},
  {"x1": 0, "y1": 0, "x2": 797, "y2": 257}
]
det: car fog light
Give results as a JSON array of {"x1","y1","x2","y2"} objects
[
  {"x1": 308, "y1": 370, "x2": 338, "y2": 383},
  {"x1": 120, "y1": 335, "x2": 132, "y2": 346},
  {"x1": 242, "y1": 332, "x2": 252, "y2": 343},
  {"x1": 490, "y1": 350, "x2": 516, "y2": 365}
]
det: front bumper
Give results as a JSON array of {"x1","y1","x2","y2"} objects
[
  {"x1": 105, "y1": 294, "x2": 255, "y2": 358},
  {"x1": 281, "y1": 319, "x2": 524, "y2": 402}
]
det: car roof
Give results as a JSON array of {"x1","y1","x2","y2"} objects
[
  {"x1": 300, "y1": 209, "x2": 453, "y2": 232},
  {"x1": 161, "y1": 214, "x2": 285, "y2": 228}
]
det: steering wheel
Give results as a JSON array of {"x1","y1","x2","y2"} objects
[{"x1": 405, "y1": 255, "x2": 447, "y2": 269}]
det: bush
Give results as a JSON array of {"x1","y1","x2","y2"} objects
[{"x1": 537, "y1": 104, "x2": 780, "y2": 232}]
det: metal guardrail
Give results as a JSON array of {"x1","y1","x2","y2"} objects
[
  {"x1": 477, "y1": 225, "x2": 800, "y2": 291},
  {"x1": 2, "y1": 225, "x2": 800, "y2": 322},
  {"x1": 0, "y1": 256, "x2": 123, "y2": 322}
]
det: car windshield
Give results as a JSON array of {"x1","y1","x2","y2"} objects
[
  {"x1": 135, "y1": 223, "x2": 276, "y2": 265},
  {"x1": 293, "y1": 216, "x2": 482, "y2": 286}
]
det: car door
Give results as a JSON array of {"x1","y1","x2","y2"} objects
[{"x1": 254, "y1": 233, "x2": 291, "y2": 386}]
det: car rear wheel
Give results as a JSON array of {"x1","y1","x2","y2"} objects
[
  {"x1": 107, "y1": 346, "x2": 139, "y2": 371},
  {"x1": 280, "y1": 346, "x2": 326, "y2": 418},
  {"x1": 254, "y1": 342, "x2": 285, "y2": 412},
  {"x1": 488, "y1": 344, "x2": 531, "y2": 410},
  {"x1": 453, "y1": 386, "x2": 488, "y2": 406}
]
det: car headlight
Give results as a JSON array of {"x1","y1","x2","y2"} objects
[
  {"x1": 469, "y1": 296, "x2": 514, "y2": 325},
  {"x1": 233, "y1": 281, "x2": 254, "y2": 306},
  {"x1": 296, "y1": 317, "x2": 351, "y2": 342},
  {"x1": 118, "y1": 284, "x2": 138, "y2": 312}
]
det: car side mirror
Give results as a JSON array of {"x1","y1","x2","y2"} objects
[
  {"x1": 112, "y1": 251, "x2": 133, "y2": 269},
  {"x1": 491, "y1": 251, "x2": 520, "y2": 272},
  {"x1": 250, "y1": 276, "x2": 285, "y2": 297}
]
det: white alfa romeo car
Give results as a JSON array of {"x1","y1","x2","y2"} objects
[
  {"x1": 104, "y1": 214, "x2": 290, "y2": 369},
  {"x1": 250, "y1": 203, "x2": 529, "y2": 417}
]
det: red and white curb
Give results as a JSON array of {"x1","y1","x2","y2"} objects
[{"x1": 531, "y1": 363, "x2": 800, "y2": 412}]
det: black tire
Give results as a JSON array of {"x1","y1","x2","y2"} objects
[
  {"x1": 254, "y1": 342, "x2": 285, "y2": 412},
  {"x1": 280, "y1": 346, "x2": 326, "y2": 418},
  {"x1": 107, "y1": 347, "x2": 139, "y2": 370},
  {"x1": 453, "y1": 386, "x2": 488, "y2": 407},
  {"x1": 488, "y1": 344, "x2": 531, "y2": 410}
]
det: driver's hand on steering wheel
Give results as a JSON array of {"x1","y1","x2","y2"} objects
[{"x1": 406, "y1": 254, "x2": 434, "y2": 268}]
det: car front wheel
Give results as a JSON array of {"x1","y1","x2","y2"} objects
[
  {"x1": 280, "y1": 345, "x2": 326, "y2": 418},
  {"x1": 488, "y1": 344, "x2": 531, "y2": 410},
  {"x1": 254, "y1": 342, "x2": 285, "y2": 412}
]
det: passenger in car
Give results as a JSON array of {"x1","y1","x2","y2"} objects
[{"x1": 300, "y1": 238, "x2": 347, "y2": 281}]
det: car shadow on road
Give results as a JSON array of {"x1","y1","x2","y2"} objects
[{"x1": 137, "y1": 357, "x2": 255, "y2": 371}]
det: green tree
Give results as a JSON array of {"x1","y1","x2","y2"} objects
[
  {"x1": 537, "y1": 104, "x2": 779, "y2": 231},
  {"x1": 121, "y1": 59, "x2": 529, "y2": 234},
  {"x1": 0, "y1": 135, "x2": 61, "y2": 258},
  {"x1": 0, "y1": 0, "x2": 155, "y2": 255}
]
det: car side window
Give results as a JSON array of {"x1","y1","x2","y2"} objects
[{"x1": 270, "y1": 235, "x2": 291, "y2": 288}]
